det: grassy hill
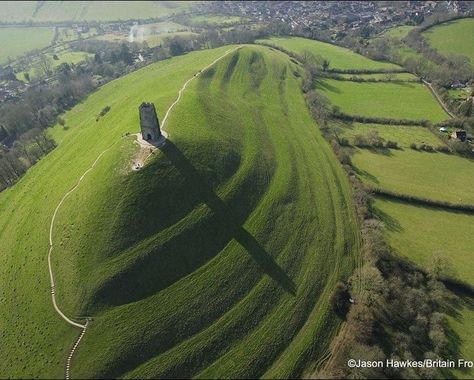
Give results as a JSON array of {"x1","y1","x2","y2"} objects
[
  {"x1": 257, "y1": 36, "x2": 400, "y2": 71},
  {"x1": 0, "y1": 27, "x2": 54, "y2": 64},
  {"x1": 422, "y1": 18, "x2": 474, "y2": 68},
  {"x1": 0, "y1": 1, "x2": 192, "y2": 23},
  {"x1": 0, "y1": 45, "x2": 359, "y2": 378}
]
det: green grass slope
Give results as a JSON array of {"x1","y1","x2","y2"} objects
[
  {"x1": 0, "y1": 27, "x2": 54, "y2": 64},
  {"x1": 422, "y1": 18, "x2": 474, "y2": 68},
  {"x1": 317, "y1": 79, "x2": 450, "y2": 122},
  {"x1": 0, "y1": 45, "x2": 359, "y2": 378},
  {"x1": 257, "y1": 36, "x2": 400, "y2": 71}
]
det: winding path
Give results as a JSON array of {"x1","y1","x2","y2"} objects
[{"x1": 46, "y1": 45, "x2": 240, "y2": 379}]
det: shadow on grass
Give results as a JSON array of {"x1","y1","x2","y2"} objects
[
  {"x1": 313, "y1": 78, "x2": 341, "y2": 93},
  {"x1": 352, "y1": 165, "x2": 380, "y2": 184},
  {"x1": 160, "y1": 140, "x2": 296, "y2": 295},
  {"x1": 372, "y1": 206, "x2": 403, "y2": 232}
]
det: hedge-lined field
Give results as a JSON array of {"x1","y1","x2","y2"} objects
[
  {"x1": 337, "y1": 122, "x2": 443, "y2": 148},
  {"x1": 257, "y1": 36, "x2": 400, "y2": 71},
  {"x1": 316, "y1": 79, "x2": 450, "y2": 122},
  {"x1": 423, "y1": 18, "x2": 474, "y2": 68},
  {"x1": 351, "y1": 147, "x2": 474, "y2": 205},
  {"x1": 374, "y1": 197, "x2": 474, "y2": 285}
]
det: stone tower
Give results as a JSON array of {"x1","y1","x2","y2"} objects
[{"x1": 139, "y1": 102, "x2": 161, "y2": 141}]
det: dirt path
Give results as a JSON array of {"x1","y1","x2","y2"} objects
[
  {"x1": 422, "y1": 79, "x2": 455, "y2": 119},
  {"x1": 47, "y1": 46, "x2": 241, "y2": 379}
]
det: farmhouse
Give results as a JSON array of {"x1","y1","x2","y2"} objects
[
  {"x1": 139, "y1": 102, "x2": 161, "y2": 141},
  {"x1": 451, "y1": 129, "x2": 467, "y2": 142}
]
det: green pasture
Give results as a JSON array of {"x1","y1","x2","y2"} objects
[
  {"x1": 374, "y1": 197, "x2": 474, "y2": 285},
  {"x1": 351, "y1": 148, "x2": 474, "y2": 205},
  {"x1": 317, "y1": 78, "x2": 450, "y2": 122},
  {"x1": 381, "y1": 25, "x2": 415, "y2": 39},
  {"x1": 0, "y1": 27, "x2": 54, "y2": 64},
  {"x1": 0, "y1": 1, "x2": 192, "y2": 23},
  {"x1": 423, "y1": 18, "x2": 474, "y2": 67},
  {"x1": 257, "y1": 36, "x2": 401, "y2": 71},
  {"x1": 337, "y1": 122, "x2": 443, "y2": 148}
]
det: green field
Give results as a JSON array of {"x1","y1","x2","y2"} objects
[
  {"x1": 351, "y1": 147, "x2": 474, "y2": 204},
  {"x1": 374, "y1": 198, "x2": 474, "y2": 285},
  {"x1": 0, "y1": 45, "x2": 359, "y2": 378},
  {"x1": 16, "y1": 50, "x2": 94, "y2": 81},
  {"x1": 423, "y1": 18, "x2": 474, "y2": 67},
  {"x1": 0, "y1": 1, "x2": 192, "y2": 22},
  {"x1": 338, "y1": 122, "x2": 443, "y2": 148},
  {"x1": 257, "y1": 36, "x2": 401, "y2": 71},
  {"x1": 0, "y1": 27, "x2": 54, "y2": 64},
  {"x1": 381, "y1": 25, "x2": 415, "y2": 39},
  {"x1": 317, "y1": 78, "x2": 450, "y2": 122}
]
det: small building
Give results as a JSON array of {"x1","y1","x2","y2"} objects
[
  {"x1": 139, "y1": 102, "x2": 161, "y2": 141},
  {"x1": 451, "y1": 129, "x2": 467, "y2": 142}
]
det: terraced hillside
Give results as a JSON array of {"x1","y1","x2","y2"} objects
[{"x1": 0, "y1": 44, "x2": 359, "y2": 378}]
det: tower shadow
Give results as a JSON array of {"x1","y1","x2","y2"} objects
[{"x1": 159, "y1": 140, "x2": 296, "y2": 295}]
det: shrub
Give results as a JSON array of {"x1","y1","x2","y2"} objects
[
  {"x1": 419, "y1": 144, "x2": 434, "y2": 152},
  {"x1": 410, "y1": 143, "x2": 418, "y2": 150},
  {"x1": 339, "y1": 137, "x2": 350, "y2": 146},
  {"x1": 386, "y1": 140, "x2": 398, "y2": 149},
  {"x1": 330, "y1": 281, "x2": 351, "y2": 318},
  {"x1": 57, "y1": 116, "x2": 65, "y2": 126},
  {"x1": 354, "y1": 134, "x2": 370, "y2": 147},
  {"x1": 436, "y1": 145, "x2": 450, "y2": 153}
]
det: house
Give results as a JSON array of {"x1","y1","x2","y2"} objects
[{"x1": 451, "y1": 129, "x2": 467, "y2": 142}]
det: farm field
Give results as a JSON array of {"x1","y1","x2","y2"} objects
[
  {"x1": 0, "y1": 44, "x2": 359, "y2": 379},
  {"x1": 0, "y1": 27, "x2": 54, "y2": 64},
  {"x1": 381, "y1": 25, "x2": 415, "y2": 39},
  {"x1": 351, "y1": 147, "x2": 474, "y2": 204},
  {"x1": 422, "y1": 18, "x2": 474, "y2": 67},
  {"x1": 316, "y1": 78, "x2": 450, "y2": 122},
  {"x1": 257, "y1": 36, "x2": 400, "y2": 71},
  {"x1": 16, "y1": 50, "x2": 94, "y2": 82},
  {"x1": 338, "y1": 122, "x2": 443, "y2": 148},
  {"x1": 96, "y1": 31, "x2": 198, "y2": 48},
  {"x1": 0, "y1": 1, "x2": 192, "y2": 23},
  {"x1": 188, "y1": 15, "x2": 249, "y2": 26},
  {"x1": 373, "y1": 197, "x2": 474, "y2": 285}
]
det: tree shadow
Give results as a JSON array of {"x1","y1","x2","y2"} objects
[
  {"x1": 313, "y1": 79, "x2": 341, "y2": 93},
  {"x1": 372, "y1": 206, "x2": 402, "y2": 232},
  {"x1": 352, "y1": 165, "x2": 380, "y2": 184},
  {"x1": 159, "y1": 140, "x2": 296, "y2": 295}
]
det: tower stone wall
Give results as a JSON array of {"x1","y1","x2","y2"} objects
[{"x1": 139, "y1": 102, "x2": 161, "y2": 141}]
